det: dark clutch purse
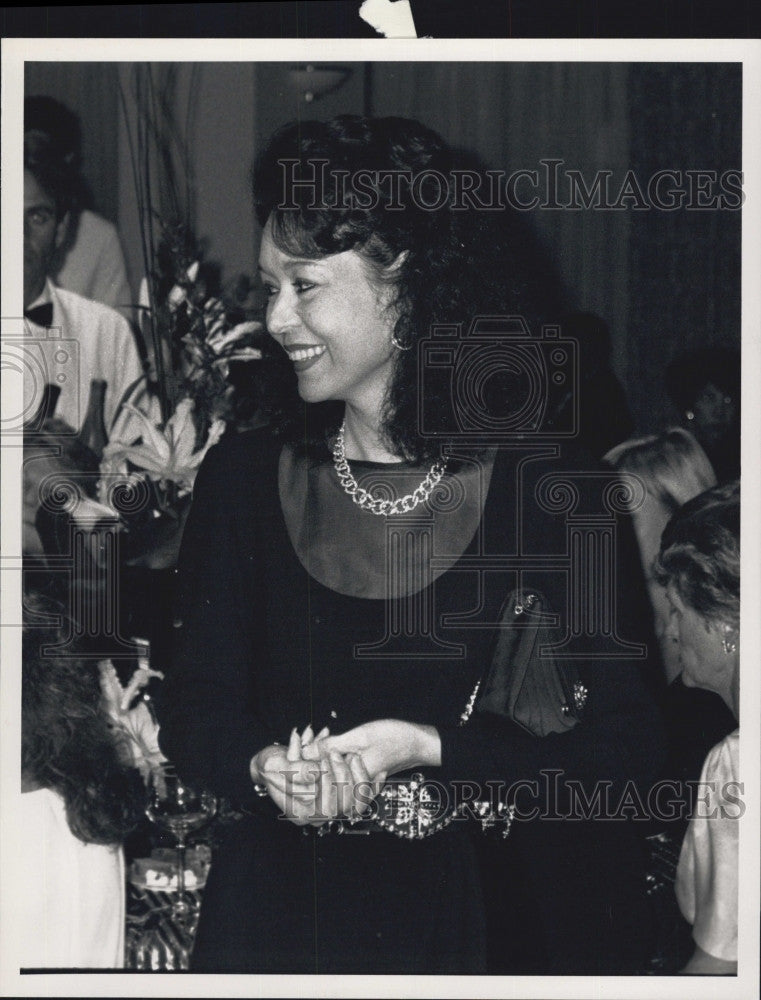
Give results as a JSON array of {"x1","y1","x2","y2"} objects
[{"x1": 462, "y1": 590, "x2": 588, "y2": 737}]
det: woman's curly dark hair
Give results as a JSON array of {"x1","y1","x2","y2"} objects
[
  {"x1": 253, "y1": 114, "x2": 554, "y2": 462},
  {"x1": 654, "y1": 480, "x2": 740, "y2": 629},
  {"x1": 22, "y1": 594, "x2": 145, "y2": 845}
]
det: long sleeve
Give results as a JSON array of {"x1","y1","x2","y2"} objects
[
  {"x1": 438, "y1": 677, "x2": 663, "y2": 814},
  {"x1": 159, "y1": 432, "x2": 277, "y2": 807},
  {"x1": 82, "y1": 222, "x2": 132, "y2": 317}
]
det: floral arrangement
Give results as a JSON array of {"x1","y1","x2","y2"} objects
[
  {"x1": 96, "y1": 235, "x2": 268, "y2": 565},
  {"x1": 98, "y1": 67, "x2": 269, "y2": 565},
  {"x1": 99, "y1": 248, "x2": 264, "y2": 496},
  {"x1": 99, "y1": 657, "x2": 167, "y2": 786}
]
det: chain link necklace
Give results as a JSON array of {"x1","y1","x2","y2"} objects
[{"x1": 332, "y1": 421, "x2": 447, "y2": 516}]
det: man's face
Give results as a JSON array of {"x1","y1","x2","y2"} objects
[{"x1": 24, "y1": 169, "x2": 67, "y2": 308}]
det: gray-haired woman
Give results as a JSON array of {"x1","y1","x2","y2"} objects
[{"x1": 656, "y1": 480, "x2": 740, "y2": 974}]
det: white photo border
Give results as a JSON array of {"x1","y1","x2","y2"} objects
[{"x1": 2, "y1": 35, "x2": 759, "y2": 1000}]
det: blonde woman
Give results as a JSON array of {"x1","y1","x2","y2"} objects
[{"x1": 604, "y1": 428, "x2": 717, "y2": 682}]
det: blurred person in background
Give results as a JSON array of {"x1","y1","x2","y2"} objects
[
  {"x1": 23, "y1": 128, "x2": 143, "y2": 437},
  {"x1": 655, "y1": 481, "x2": 740, "y2": 975},
  {"x1": 21, "y1": 592, "x2": 145, "y2": 968},
  {"x1": 604, "y1": 427, "x2": 717, "y2": 684},
  {"x1": 665, "y1": 346, "x2": 740, "y2": 484},
  {"x1": 25, "y1": 95, "x2": 133, "y2": 318}
]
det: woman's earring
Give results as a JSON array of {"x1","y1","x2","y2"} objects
[
  {"x1": 391, "y1": 333, "x2": 412, "y2": 352},
  {"x1": 722, "y1": 626, "x2": 738, "y2": 655},
  {"x1": 685, "y1": 410, "x2": 695, "y2": 421}
]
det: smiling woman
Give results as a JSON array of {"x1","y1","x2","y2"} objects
[
  {"x1": 249, "y1": 115, "x2": 540, "y2": 466},
  {"x1": 159, "y1": 114, "x2": 666, "y2": 975},
  {"x1": 258, "y1": 227, "x2": 398, "y2": 427}
]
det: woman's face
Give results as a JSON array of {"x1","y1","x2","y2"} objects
[
  {"x1": 663, "y1": 582, "x2": 733, "y2": 693},
  {"x1": 258, "y1": 217, "x2": 397, "y2": 411}
]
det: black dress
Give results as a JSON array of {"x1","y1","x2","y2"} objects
[{"x1": 160, "y1": 427, "x2": 666, "y2": 974}]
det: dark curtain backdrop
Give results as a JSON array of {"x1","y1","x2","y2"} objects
[
  {"x1": 370, "y1": 62, "x2": 631, "y2": 366},
  {"x1": 370, "y1": 61, "x2": 742, "y2": 435},
  {"x1": 626, "y1": 64, "x2": 742, "y2": 432}
]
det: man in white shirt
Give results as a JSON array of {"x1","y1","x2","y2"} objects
[
  {"x1": 23, "y1": 131, "x2": 144, "y2": 559},
  {"x1": 25, "y1": 95, "x2": 133, "y2": 318},
  {"x1": 23, "y1": 131, "x2": 143, "y2": 435}
]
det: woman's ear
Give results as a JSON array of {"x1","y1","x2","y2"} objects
[{"x1": 376, "y1": 252, "x2": 408, "y2": 316}]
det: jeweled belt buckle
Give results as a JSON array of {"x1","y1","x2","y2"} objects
[{"x1": 375, "y1": 772, "x2": 455, "y2": 840}]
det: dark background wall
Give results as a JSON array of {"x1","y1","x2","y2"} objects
[{"x1": 24, "y1": 60, "x2": 742, "y2": 437}]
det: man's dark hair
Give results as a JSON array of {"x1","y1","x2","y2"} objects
[
  {"x1": 25, "y1": 95, "x2": 82, "y2": 164},
  {"x1": 24, "y1": 129, "x2": 78, "y2": 221}
]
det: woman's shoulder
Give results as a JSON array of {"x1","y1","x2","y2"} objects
[
  {"x1": 200, "y1": 425, "x2": 281, "y2": 481},
  {"x1": 490, "y1": 435, "x2": 603, "y2": 473},
  {"x1": 190, "y1": 428, "x2": 283, "y2": 521},
  {"x1": 701, "y1": 729, "x2": 740, "y2": 784},
  {"x1": 20, "y1": 786, "x2": 68, "y2": 826}
]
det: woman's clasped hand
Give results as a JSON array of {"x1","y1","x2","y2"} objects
[
  {"x1": 250, "y1": 724, "x2": 384, "y2": 826},
  {"x1": 251, "y1": 719, "x2": 443, "y2": 825}
]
